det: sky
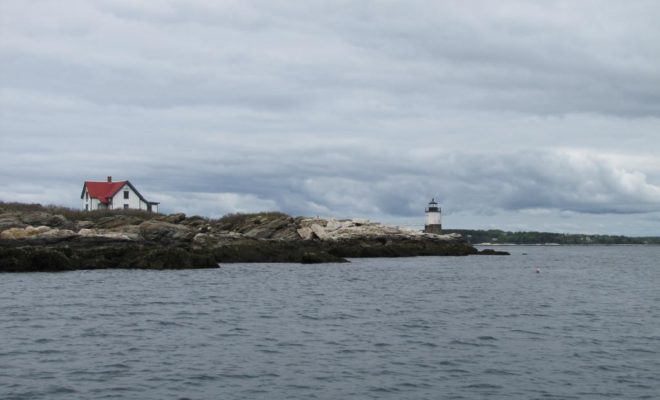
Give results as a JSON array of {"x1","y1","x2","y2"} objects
[{"x1": 1, "y1": 0, "x2": 659, "y2": 235}]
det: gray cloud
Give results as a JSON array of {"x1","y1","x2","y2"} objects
[
  {"x1": 4, "y1": 1, "x2": 659, "y2": 116},
  {"x1": 1, "y1": 0, "x2": 660, "y2": 235}
]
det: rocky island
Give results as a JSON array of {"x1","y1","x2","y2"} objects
[{"x1": 0, "y1": 202, "x2": 499, "y2": 272}]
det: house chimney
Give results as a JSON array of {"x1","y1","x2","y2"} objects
[{"x1": 107, "y1": 176, "x2": 112, "y2": 182}]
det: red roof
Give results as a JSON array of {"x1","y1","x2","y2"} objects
[{"x1": 83, "y1": 181, "x2": 127, "y2": 204}]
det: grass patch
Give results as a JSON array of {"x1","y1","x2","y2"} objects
[{"x1": 0, "y1": 201, "x2": 160, "y2": 222}]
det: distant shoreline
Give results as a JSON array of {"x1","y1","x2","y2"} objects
[
  {"x1": 444, "y1": 229, "x2": 660, "y2": 246},
  {"x1": 475, "y1": 243, "x2": 660, "y2": 246}
]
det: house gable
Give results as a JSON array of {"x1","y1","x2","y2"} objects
[
  {"x1": 81, "y1": 181, "x2": 127, "y2": 204},
  {"x1": 81, "y1": 179, "x2": 159, "y2": 212},
  {"x1": 111, "y1": 183, "x2": 144, "y2": 210}
]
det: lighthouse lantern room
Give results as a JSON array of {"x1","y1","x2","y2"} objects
[{"x1": 424, "y1": 198, "x2": 442, "y2": 234}]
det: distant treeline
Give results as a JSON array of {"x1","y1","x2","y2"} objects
[{"x1": 443, "y1": 229, "x2": 660, "y2": 245}]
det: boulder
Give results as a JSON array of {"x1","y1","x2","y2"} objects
[
  {"x1": 243, "y1": 217, "x2": 294, "y2": 239},
  {"x1": 35, "y1": 228, "x2": 77, "y2": 240},
  {"x1": 45, "y1": 214, "x2": 75, "y2": 230},
  {"x1": 1, "y1": 226, "x2": 51, "y2": 239},
  {"x1": 18, "y1": 211, "x2": 52, "y2": 226},
  {"x1": 75, "y1": 220, "x2": 95, "y2": 230},
  {"x1": 325, "y1": 219, "x2": 342, "y2": 231},
  {"x1": 478, "y1": 248, "x2": 510, "y2": 256},
  {"x1": 0, "y1": 226, "x2": 77, "y2": 240},
  {"x1": 139, "y1": 220, "x2": 193, "y2": 243},
  {"x1": 112, "y1": 225, "x2": 142, "y2": 238},
  {"x1": 0, "y1": 213, "x2": 26, "y2": 231},
  {"x1": 181, "y1": 215, "x2": 207, "y2": 227},
  {"x1": 78, "y1": 228, "x2": 99, "y2": 237},
  {"x1": 310, "y1": 224, "x2": 329, "y2": 240},
  {"x1": 351, "y1": 218, "x2": 370, "y2": 226},
  {"x1": 297, "y1": 226, "x2": 314, "y2": 240},
  {"x1": 78, "y1": 228, "x2": 137, "y2": 241},
  {"x1": 270, "y1": 225, "x2": 300, "y2": 240},
  {"x1": 159, "y1": 213, "x2": 187, "y2": 224},
  {"x1": 193, "y1": 233, "x2": 214, "y2": 248},
  {"x1": 192, "y1": 232, "x2": 241, "y2": 248},
  {"x1": 297, "y1": 218, "x2": 326, "y2": 228}
]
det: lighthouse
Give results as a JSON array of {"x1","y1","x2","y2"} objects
[{"x1": 424, "y1": 198, "x2": 442, "y2": 234}]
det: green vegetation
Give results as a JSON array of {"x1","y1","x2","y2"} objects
[
  {"x1": 217, "y1": 211, "x2": 289, "y2": 222},
  {"x1": 0, "y1": 201, "x2": 160, "y2": 222},
  {"x1": 443, "y1": 229, "x2": 660, "y2": 245},
  {"x1": 216, "y1": 211, "x2": 289, "y2": 227}
]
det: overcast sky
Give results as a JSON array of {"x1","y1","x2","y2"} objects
[{"x1": 1, "y1": 1, "x2": 659, "y2": 235}]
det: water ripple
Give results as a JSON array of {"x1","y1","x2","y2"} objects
[{"x1": 1, "y1": 246, "x2": 659, "y2": 399}]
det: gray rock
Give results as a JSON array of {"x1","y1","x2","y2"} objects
[
  {"x1": 0, "y1": 226, "x2": 77, "y2": 240},
  {"x1": 243, "y1": 217, "x2": 294, "y2": 239},
  {"x1": 297, "y1": 227, "x2": 314, "y2": 240},
  {"x1": 112, "y1": 225, "x2": 141, "y2": 238},
  {"x1": 182, "y1": 215, "x2": 207, "y2": 227},
  {"x1": 351, "y1": 218, "x2": 370, "y2": 226},
  {"x1": 296, "y1": 217, "x2": 464, "y2": 242},
  {"x1": 310, "y1": 224, "x2": 329, "y2": 240},
  {"x1": 159, "y1": 213, "x2": 186, "y2": 224},
  {"x1": 270, "y1": 226, "x2": 300, "y2": 240},
  {"x1": 36, "y1": 228, "x2": 78, "y2": 240},
  {"x1": 139, "y1": 220, "x2": 193, "y2": 243},
  {"x1": 325, "y1": 219, "x2": 342, "y2": 231},
  {"x1": 1, "y1": 226, "x2": 50, "y2": 239},
  {"x1": 45, "y1": 214, "x2": 75, "y2": 230},
  {"x1": 0, "y1": 213, "x2": 26, "y2": 231},
  {"x1": 78, "y1": 227, "x2": 138, "y2": 241},
  {"x1": 76, "y1": 220, "x2": 94, "y2": 230},
  {"x1": 19, "y1": 211, "x2": 53, "y2": 226}
]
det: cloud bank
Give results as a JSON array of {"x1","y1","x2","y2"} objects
[{"x1": 1, "y1": 1, "x2": 659, "y2": 235}]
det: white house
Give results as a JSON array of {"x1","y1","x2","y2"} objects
[{"x1": 81, "y1": 177, "x2": 159, "y2": 212}]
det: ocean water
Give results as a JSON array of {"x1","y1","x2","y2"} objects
[{"x1": 1, "y1": 246, "x2": 659, "y2": 400}]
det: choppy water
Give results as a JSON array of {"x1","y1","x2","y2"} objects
[{"x1": 1, "y1": 246, "x2": 659, "y2": 399}]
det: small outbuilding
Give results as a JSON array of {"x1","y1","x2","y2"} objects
[{"x1": 81, "y1": 176, "x2": 159, "y2": 212}]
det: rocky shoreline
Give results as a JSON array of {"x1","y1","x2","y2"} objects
[{"x1": 0, "y1": 203, "x2": 506, "y2": 272}]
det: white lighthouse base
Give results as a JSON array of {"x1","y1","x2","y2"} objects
[{"x1": 424, "y1": 224, "x2": 442, "y2": 234}]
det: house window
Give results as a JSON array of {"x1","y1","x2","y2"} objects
[
  {"x1": 85, "y1": 204, "x2": 88, "y2": 211},
  {"x1": 124, "y1": 204, "x2": 129, "y2": 209},
  {"x1": 124, "y1": 191, "x2": 129, "y2": 199}
]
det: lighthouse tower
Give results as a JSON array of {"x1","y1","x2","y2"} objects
[{"x1": 424, "y1": 198, "x2": 442, "y2": 234}]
